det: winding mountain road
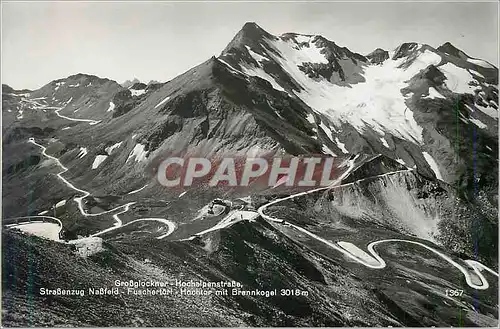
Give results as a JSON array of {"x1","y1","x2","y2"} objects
[
  {"x1": 7, "y1": 137, "x2": 499, "y2": 291},
  {"x1": 37, "y1": 105, "x2": 101, "y2": 125},
  {"x1": 28, "y1": 137, "x2": 134, "y2": 221},
  {"x1": 257, "y1": 169, "x2": 499, "y2": 290},
  {"x1": 9, "y1": 138, "x2": 177, "y2": 240}
]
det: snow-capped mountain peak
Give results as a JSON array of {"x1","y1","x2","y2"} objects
[{"x1": 214, "y1": 23, "x2": 498, "y2": 183}]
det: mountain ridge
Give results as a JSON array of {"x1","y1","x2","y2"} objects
[{"x1": 7, "y1": 23, "x2": 497, "y2": 94}]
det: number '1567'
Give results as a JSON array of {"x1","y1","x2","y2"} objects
[{"x1": 445, "y1": 289, "x2": 463, "y2": 297}]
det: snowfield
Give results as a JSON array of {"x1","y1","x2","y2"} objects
[
  {"x1": 467, "y1": 58, "x2": 495, "y2": 69},
  {"x1": 322, "y1": 145, "x2": 336, "y2": 156},
  {"x1": 240, "y1": 65, "x2": 285, "y2": 92},
  {"x1": 319, "y1": 121, "x2": 334, "y2": 140},
  {"x1": 264, "y1": 41, "x2": 442, "y2": 144},
  {"x1": 422, "y1": 152, "x2": 443, "y2": 180},
  {"x1": 130, "y1": 88, "x2": 146, "y2": 97},
  {"x1": 439, "y1": 62, "x2": 477, "y2": 94},
  {"x1": 423, "y1": 87, "x2": 446, "y2": 99},
  {"x1": 77, "y1": 147, "x2": 88, "y2": 158},
  {"x1": 380, "y1": 137, "x2": 389, "y2": 148},
  {"x1": 107, "y1": 101, "x2": 115, "y2": 112},
  {"x1": 92, "y1": 155, "x2": 108, "y2": 169},
  {"x1": 278, "y1": 36, "x2": 329, "y2": 65},
  {"x1": 294, "y1": 34, "x2": 313, "y2": 44},
  {"x1": 335, "y1": 137, "x2": 348, "y2": 154},
  {"x1": 127, "y1": 143, "x2": 148, "y2": 162},
  {"x1": 469, "y1": 117, "x2": 487, "y2": 129},
  {"x1": 105, "y1": 141, "x2": 123, "y2": 154},
  {"x1": 245, "y1": 45, "x2": 269, "y2": 63},
  {"x1": 476, "y1": 103, "x2": 498, "y2": 119},
  {"x1": 155, "y1": 96, "x2": 171, "y2": 109},
  {"x1": 218, "y1": 58, "x2": 247, "y2": 76}
]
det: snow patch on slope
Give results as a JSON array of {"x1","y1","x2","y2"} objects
[
  {"x1": 335, "y1": 137, "x2": 348, "y2": 154},
  {"x1": 439, "y1": 62, "x2": 477, "y2": 94},
  {"x1": 278, "y1": 37, "x2": 329, "y2": 64},
  {"x1": 155, "y1": 96, "x2": 171, "y2": 109},
  {"x1": 107, "y1": 101, "x2": 115, "y2": 112},
  {"x1": 423, "y1": 87, "x2": 446, "y2": 99},
  {"x1": 130, "y1": 89, "x2": 146, "y2": 97},
  {"x1": 476, "y1": 104, "x2": 498, "y2": 119},
  {"x1": 380, "y1": 137, "x2": 389, "y2": 148},
  {"x1": 467, "y1": 58, "x2": 495, "y2": 69},
  {"x1": 245, "y1": 45, "x2": 269, "y2": 63},
  {"x1": 92, "y1": 155, "x2": 108, "y2": 169},
  {"x1": 77, "y1": 147, "x2": 88, "y2": 158},
  {"x1": 294, "y1": 34, "x2": 313, "y2": 44},
  {"x1": 469, "y1": 117, "x2": 487, "y2": 129},
  {"x1": 105, "y1": 141, "x2": 123, "y2": 155},
  {"x1": 218, "y1": 58, "x2": 246, "y2": 76},
  {"x1": 396, "y1": 158, "x2": 406, "y2": 166},
  {"x1": 470, "y1": 69, "x2": 485, "y2": 79},
  {"x1": 320, "y1": 122, "x2": 334, "y2": 140},
  {"x1": 422, "y1": 152, "x2": 443, "y2": 180},
  {"x1": 240, "y1": 65, "x2": 285, "y2": 92},
  {"x1": 322, "y1": 145, "x2": 336, "y2": 156},
  {"x1": 127, "y1": 144, "x2": 147, "y2": 162},
  {"x1": 305, "y1": 113, "x2": 315, "y2": 124}
]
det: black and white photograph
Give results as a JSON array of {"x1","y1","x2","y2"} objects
[{"x1": 1, "y1": 0, "x2": 499, "y2": 327}]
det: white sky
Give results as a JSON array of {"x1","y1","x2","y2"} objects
[{"x1": 2, "y1": 1, "x2": 498, "y2": 90}]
